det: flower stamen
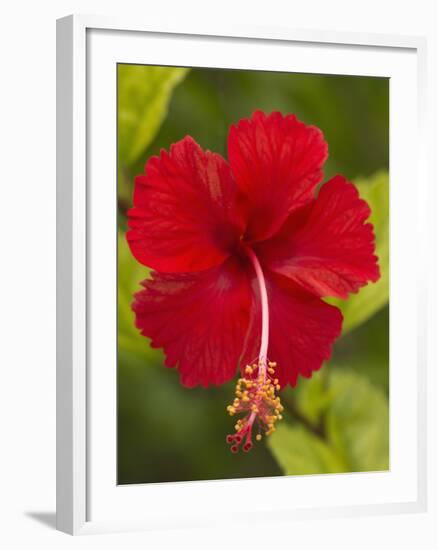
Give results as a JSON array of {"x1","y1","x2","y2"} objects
[
  {"x1": 226, "y1": 360, "x2": 283, "y2": 452},
  {"x1": 226, "y1": 247, "x2": 283, "y2": 453}
]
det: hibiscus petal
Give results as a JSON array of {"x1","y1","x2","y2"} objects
[
  {"x1": 228, "y1": 111, "x2": 328, "y2": 242},
  {"x1": 256, "y1": 176, "x2": 380, "y2": 299},
  {"x1": 242, "y1": 273, "x2": 343, "y2": 387},
  {"x1": 132, "y1": 258, "x2": 252, "y2": 388},
  {"x1": 127, "y1": 136, "x2": 245, "y2": 273}
]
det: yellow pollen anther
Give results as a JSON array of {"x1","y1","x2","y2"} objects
[{"x1": 226, "y1": 359, "x2": 284, "y2": 452}]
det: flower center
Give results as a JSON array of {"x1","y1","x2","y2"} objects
[{"x1": 226, "y1": 247, "x2": 283, "y2": 453}]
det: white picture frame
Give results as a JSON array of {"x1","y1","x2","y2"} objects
[{"x1": 56, "y1": 14, "x2": 428, "y2": 535}]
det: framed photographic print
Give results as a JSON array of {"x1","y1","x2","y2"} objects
[{"x1": 56, "y1": 15, "x2": 428, "y2": 535}]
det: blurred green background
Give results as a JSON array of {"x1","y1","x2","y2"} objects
[{"x1": 117, "y1": 65, "x2": 389, "y2": 484}]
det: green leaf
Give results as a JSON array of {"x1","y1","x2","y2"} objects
[
  {"x1": 327, "y1": 171, "x2": 389, "y2": 334},
  {"x1": 268, "y1": 423, "x2": 347, "y2": 475},
  {"x1": 293, "y1": 371, "x2": 330, "y2": 426},
  {"x1": 118, "y1": 65, "x2": 189, "y2": 166},
  {"x1": 268, "y1": 370, "x2": 389, "y2": 475},
  {"x1": 326, "y1": 370, "x2": 389, "y2": 472},
  {"x1": 118, "y1": 231, "x2": 155, "y2": 359}
]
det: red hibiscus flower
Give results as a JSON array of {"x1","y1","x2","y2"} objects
[{"x1": 127, "y1": 111, "x2": 380, "y2": 452}]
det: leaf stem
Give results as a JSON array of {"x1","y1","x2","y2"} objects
[{"x1": 281, "y1": 393, "x2": 327, "y2": 440}]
